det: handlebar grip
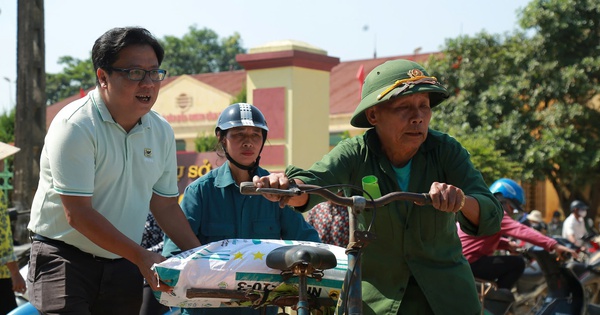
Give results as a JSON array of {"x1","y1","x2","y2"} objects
[{"x1": 240, "y1": 182, "x2": 261, "y2": 195}]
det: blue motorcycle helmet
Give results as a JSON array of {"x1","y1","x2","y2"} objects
[
  {"x1": 215, "y1": 103, "x2": 269, "y2": 177},
  {"x1": 215, "y1": 103, "x2": 269, "y2": 136},
  {"x1": 489, "y1": 178, "x2": 525, "y2": 212}
]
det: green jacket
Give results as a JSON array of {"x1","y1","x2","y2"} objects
[{"x1": 287, "y1": 129, "x2": 502, "y2": 315}]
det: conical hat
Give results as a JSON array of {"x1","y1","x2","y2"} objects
[{"x1": 0, "y1": 141, "x2": 20, "y2": 160}]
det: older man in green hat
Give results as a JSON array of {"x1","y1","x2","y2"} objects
[{"x1": 254, "y1": 59, "x2": 503, "y2": 315}]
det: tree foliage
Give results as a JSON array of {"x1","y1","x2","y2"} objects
[
  {"x1": 46, "y1": 56, "x2": 95, "y2": 105},
  {"x1": 0, "y1": 109, "x2": 15, "y2": 143},
  {"x1": 195, "y1": 134, "x2": 219, "y2": 153},
  {"x1": 231, "y1": 87, "x2": 247, "y2": 105},
  {"x1": 159, "y1": 25, "x2": 246, "y2": 76},
  {"x1": 45, "y1": 26, "x2": 246, "y2": 105},
  {"x1": 428, "y1": 0, "x2": 600, "y2": 215},
  {"x1": 442, "y1": 126, "x2": 522, "y2": 186},
  {"x1": 191, "y1": 88, "x2": 247, "y2": 153}
]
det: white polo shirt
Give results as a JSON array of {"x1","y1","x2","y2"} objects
[
  {"x1": 28, "y1": 88, "x2": 179, "y2": 259},
  {"x1": 562, "y1": 213, "x2": 587, "y2": 246}
]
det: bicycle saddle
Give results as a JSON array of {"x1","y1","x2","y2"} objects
[{"x1": 266, "y1": 245, "x2": 337, "y2": 272}]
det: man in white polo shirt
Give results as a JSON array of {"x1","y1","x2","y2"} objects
[
  {"x1": 27, "y1": 27, "x2": 201, "y2": 314},
  {"x1": 562, "y1": 200, "x2": 590, "y2": 249}
]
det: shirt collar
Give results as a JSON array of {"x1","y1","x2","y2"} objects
[
  {"x1": 214, "y1": 162, "x2": 268, "y2": 189},
  {"x1": 214, "y1": 162, "x2": 236, "y2": 188},
  {"x1": 90, "y1": 87, "x2": 151, "y2": 130}
]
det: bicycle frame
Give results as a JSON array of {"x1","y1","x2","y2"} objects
[
  {"x1": 337, "y1": 195, "x2": 366, "y2": 315},
  {"x1": 239, "y1": 182, "x2": 431, "y2": 315}
]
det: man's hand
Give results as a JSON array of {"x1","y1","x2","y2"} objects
[
  {"x1": 7, "y1": 261, "x2": 26, "y2": 294},
  {"x1": 136, "y1": 250, "x2": 171, "y2": 292},
  {"x1": 252, "y1": 174, "x2": 308, "y2": 208},
  {"x1": 428, "y1": 182, "x2": 466, "y2": 213},
  {"x1": 252, "y1": 174, "x2": 291, "y2": 207}
]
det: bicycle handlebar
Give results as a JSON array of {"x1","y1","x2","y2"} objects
[{"x1": 240, "y1": 182, "x2": 432, "y2": 208}]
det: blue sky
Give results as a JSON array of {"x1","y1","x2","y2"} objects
[{"x1": 0, "y1": 0, "x2": 531, "y2": 114}]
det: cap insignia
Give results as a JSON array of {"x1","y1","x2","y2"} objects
[
  {"x1": 376, "y1": 74, "x2": 439, "y2": 100},
  {"x1": 407, "y1": 69, "x2": 424, "y2": 78}
]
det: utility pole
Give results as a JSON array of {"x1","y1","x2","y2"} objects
[{"x1": 13, "y1": 0, "x2": 45, "y2": 209}]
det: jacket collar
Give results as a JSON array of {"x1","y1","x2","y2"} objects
[{"x1": 214, "y1": 162, "x2": 268, "y2": 189}]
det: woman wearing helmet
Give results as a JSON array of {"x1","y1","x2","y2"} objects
[
  {"x1": 459, "y1": 178, "x2": 576, "y2": 290},
  {"x1": 162, "y1": 103, "x2": 320, "y2": 315},
  {"x1": 253, "y1": 59, "x2": 504, "y2": 315}
]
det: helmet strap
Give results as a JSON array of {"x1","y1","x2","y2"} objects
[
  {"x1": 221, "y1": 130, "x2": 267, "y2": 179},
  {"x1": 224, "y1": 151, "x2": 259, "y2": 178},
  {"x1": 224, "y1": 140, "x2": 265, "y2": 178}
]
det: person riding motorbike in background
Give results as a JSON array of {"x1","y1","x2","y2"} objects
[
  {"x1": 522, "y1": 209, "x2": 548, "y2": 235},
  {"x1": 563, "y1": 200, "x2": 597, "y2": 252},
  {"x1": 458, "y1": 178, "x2": 576, "y2": 289},
  {"x1": 547, "y1": 210, "x2": 564, "y2": 237}
]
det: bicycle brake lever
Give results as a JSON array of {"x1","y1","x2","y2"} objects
[
  {"x1": 256, "y1": 187, "x2": 301, "y2": 196},
  {"x1": 239, "y1": 181, "x2": 302, "y2": 196},
  {"x1": 240, "y1": 182, "x2": 261, "y2": 195}
]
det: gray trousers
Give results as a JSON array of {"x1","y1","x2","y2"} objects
[{"x1": 28, "y1": 238, "x2": 143, "y2": 315}]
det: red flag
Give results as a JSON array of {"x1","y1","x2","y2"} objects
[
  {"x1": 79, "y1": 87, "x2": 85, "y2": 98},
  {"x1": 356, "y1": 64, "x2": 365, "y2": 99}
]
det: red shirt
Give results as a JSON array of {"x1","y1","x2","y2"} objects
[{"x1": 458, "y1": 211, "x2": 557, "y2": 263}]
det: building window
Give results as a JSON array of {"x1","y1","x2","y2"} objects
[{"x1": 176, "y1": 140, "x2": 187, "y2": 152}]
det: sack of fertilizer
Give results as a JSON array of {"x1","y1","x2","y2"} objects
[{"x1": 153, "y1": 239, "x2": 348, "y2": 308}]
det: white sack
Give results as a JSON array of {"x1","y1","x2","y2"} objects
[{"x1": 153, "y1": 239, "x2": 348, "y2": 308}]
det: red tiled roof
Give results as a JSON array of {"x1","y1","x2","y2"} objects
[
  {"x1": 182, "y1": 70, "x2": 246, "y2": 96},
  {"x1": 46, "y1": 52, "x2": 439, "y2": 127},
  {"x1": 46, "y1": 88, "x2": 95, "y2": 127}
]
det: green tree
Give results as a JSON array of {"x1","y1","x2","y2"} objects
[
  {"x1": 0, "y1": 109, "x2": 15, "y2": 143},
  {"x1": 518, "y1": 0, "x2": 600, "y2": 214},
  {"x1": 441, "y1": 126, "x2": 522, "y2": 186},
  {"x1": 428, "y1": 0, "x2": 600, "y2": 215},
  {"x1": 45, "y1": 26, "x2": 246, "y2": 105},
  {"x1": 195, "y1": 134, "x2": 219, "y2": 153},
  {"x1": 231, "y1": 87, "x2": 247, "y2": 105},
  {"x1": 0, "y1": 109, "x2": 16, "y2": 206},
  {"x1": 159, "y1": 25, "x2": 246, "y2": 76},
  {"x1": 46, "y1": 56, "x2": 95, "y2": 105}
]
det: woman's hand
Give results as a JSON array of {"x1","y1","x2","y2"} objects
[{"x1": 553, "y1": 243, "x2": 578, "y2": 260}]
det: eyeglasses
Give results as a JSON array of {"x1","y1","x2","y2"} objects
[{"x1": 108, "y1": 67, "x2": 167, "y2": 81}]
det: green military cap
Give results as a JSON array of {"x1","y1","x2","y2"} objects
[{"x1": 350, "y1": 59, "x2": 450, "y2": 128}]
